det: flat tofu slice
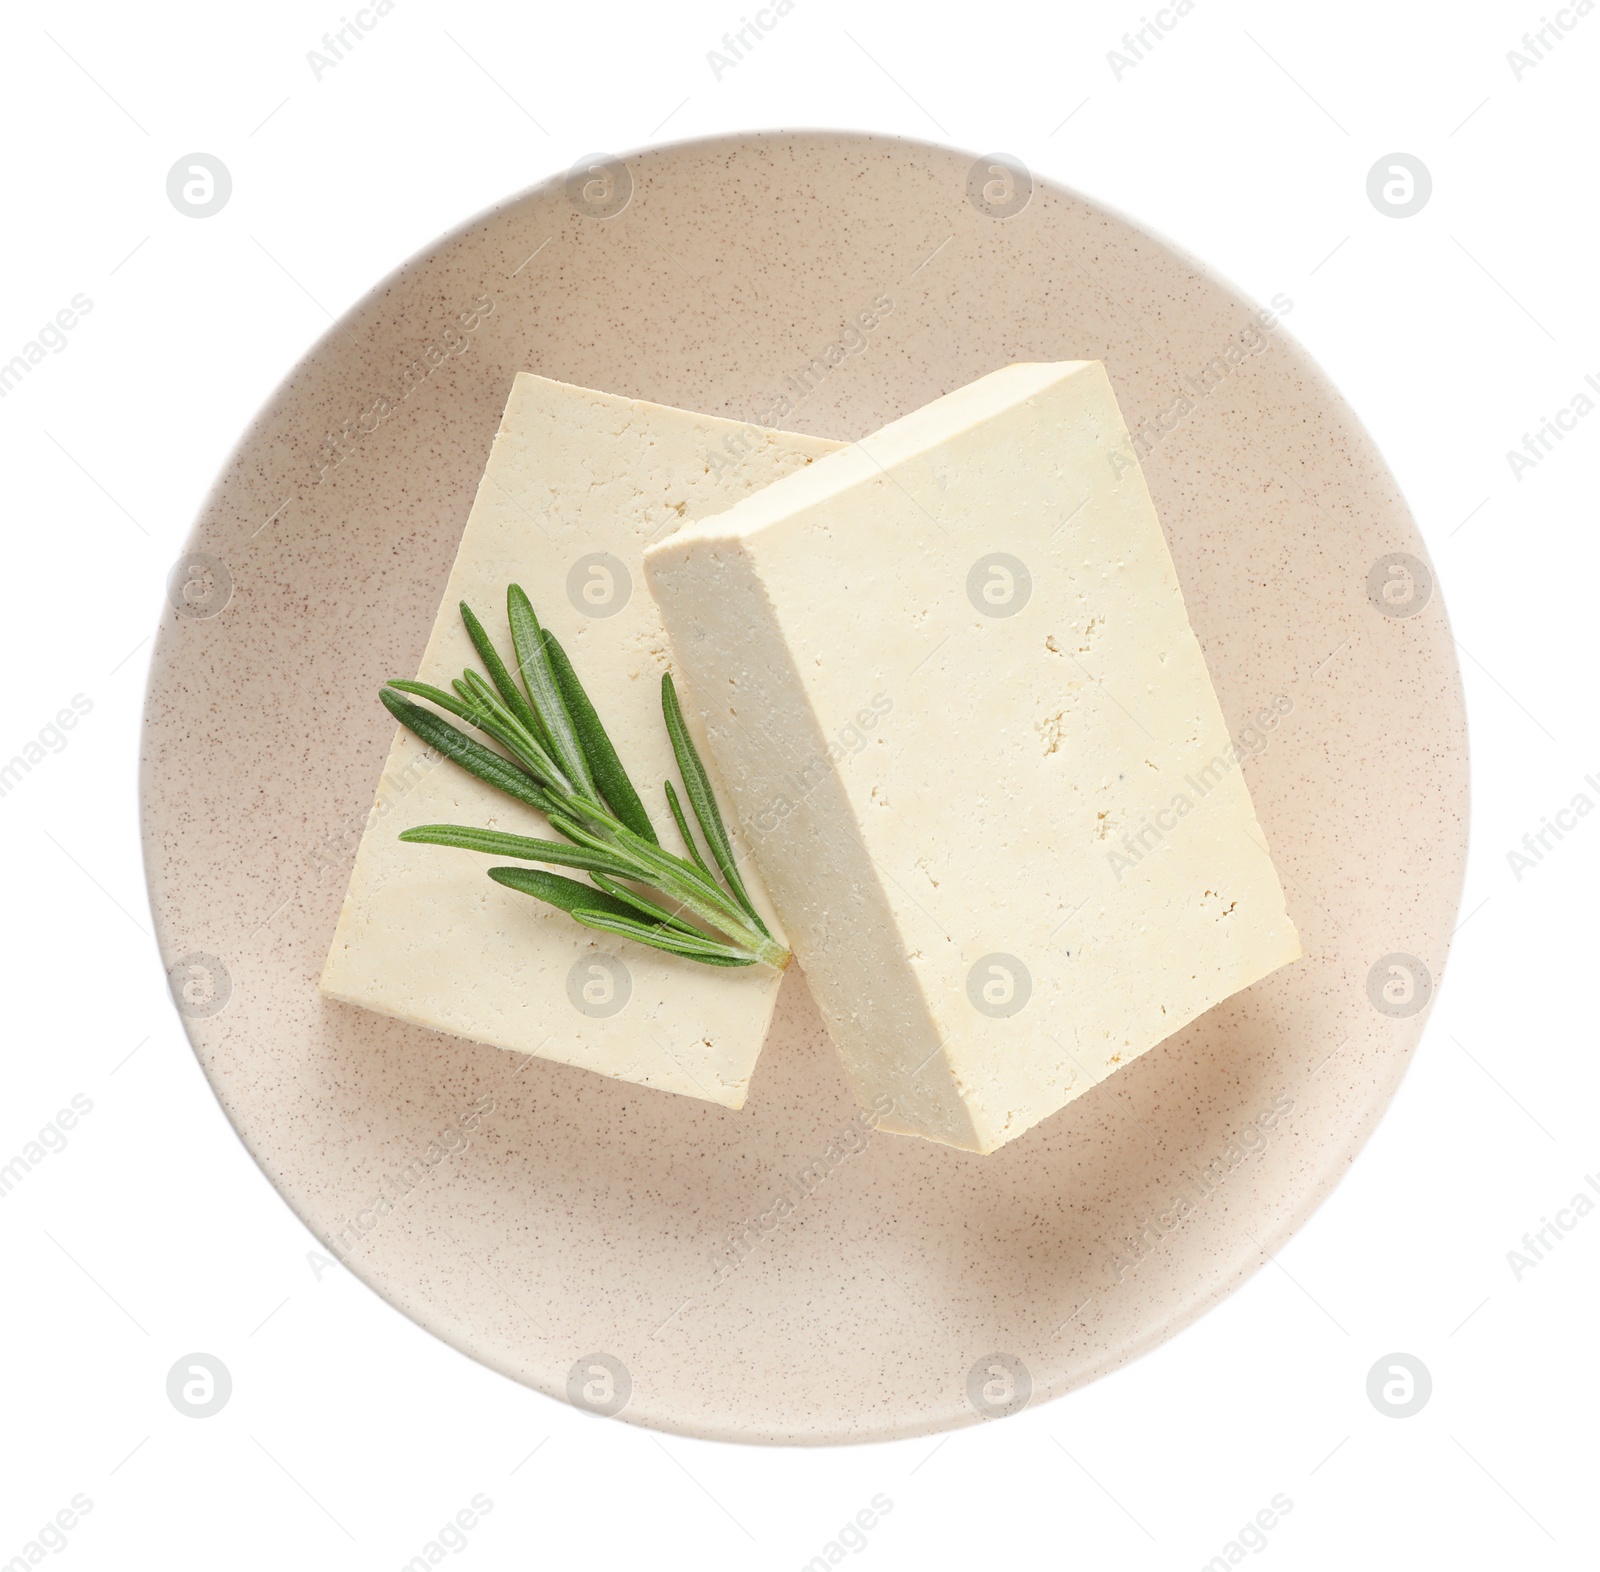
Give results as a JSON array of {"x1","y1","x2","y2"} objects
[
  {"x1": 321, "y1": 373, "x2": 843, "y2": 1108},
  {"x1": 645, "y1": 361, "x2": 1300, "y2": 1150}
]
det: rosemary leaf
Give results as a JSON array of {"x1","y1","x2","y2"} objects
[
  {"x1": 543, "y1": 629, "x2": 657, "y2": 844},
  {"x1": 507, "y1": 584, "x2": 595, "y2": 799},
  {"x1": 381, "y1": 689, "x2": 563, "y2": 817},
  {"x1": 459, "y1": 600, "x2": 549, "y2": 747},
  {"x1": 556, "y1": 812, "x2": 752, "y2": 936},
  {"x1": 454, "y1": 670, "x2": 570, "y2": 787},
  {"x1": 588, "y1": 872, "x2": 706, "y2": 936},
  {"x1": 388, "y1": 678, "x2": 495, "y2": 729},
  {"x1": 486, "y1": 865, "x2": 645, "y2": 924},
  {"x1": 393, "y1": 677, "x2": 563, "y2": 793},
  {"x1": 663, "y1": 952, "x2": 761, "y2": 968},
  {"x1": 568, "y1": 908, "x2": 759, "y2": 966},
  {"x1": 419, "y1": 673, "x2": 565, "y2": 791},
  {"x1": 399, "y1": 823, "x2": 640, "y2": 880},
  {"x1": 660, "y1": 673, "x2": 769, "y2": 936},
  {"x1": 664, "y1": 779, "x2": 717, "y2": 885}
]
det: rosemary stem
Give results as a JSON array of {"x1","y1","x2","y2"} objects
[
  {"x1": 387, "y1": 590, "x2": 793, "y2": 972},
  {"x1": 556, "y1": 797, "x2": 787, "y2": 965}
]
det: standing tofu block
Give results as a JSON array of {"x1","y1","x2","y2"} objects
[
  {"x1": 645, "y1": 361, "x2": 1300, "y2": 1151},
  {"x1": 321, "y1": 374, "x2": 842, "y2": 1107}
]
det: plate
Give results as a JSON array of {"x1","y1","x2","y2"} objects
[{"x1": 142, "y1": 131, "x2": 1467, "y2": 1443}]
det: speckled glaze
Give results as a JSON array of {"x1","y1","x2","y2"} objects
[{"x1": 142, "y1": 132, "x2": 1468, "y2": 1444}]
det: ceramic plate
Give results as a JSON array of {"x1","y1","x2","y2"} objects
[{"x1": 142, "y1": 131, "x2": 1467, "y2": 1443}]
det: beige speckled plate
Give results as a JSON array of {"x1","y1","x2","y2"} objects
[{"x1": 142, "y1": 131, "x2": 1467, "y2": 1444}]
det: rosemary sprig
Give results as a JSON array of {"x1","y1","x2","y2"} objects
[{"x1": 381, "y1": 586, "x2": 789, "y2": 972}]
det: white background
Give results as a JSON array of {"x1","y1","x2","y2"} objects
[{"x1": 1, "y1": 0, "x2": 1595, "y2": 1567}]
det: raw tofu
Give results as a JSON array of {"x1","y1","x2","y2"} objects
[
  {"x1": 645, "y1": 361, "x2": 1300, "y2": 1151},
  {"x1": 320, "y1": 374, "x2": 842, "y2": 1107}
]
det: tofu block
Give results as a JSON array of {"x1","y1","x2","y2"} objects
[
  {"x1": 645, "y1": 361, "x2": 1300, "y2": 1151},
  {"x1": 320, "y1": 374, "x2": 842, "y2": 1107}
]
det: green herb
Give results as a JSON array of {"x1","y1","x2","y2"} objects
[{"x1": 382, "y1": 586, "x2": 789, "y2": 972}]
